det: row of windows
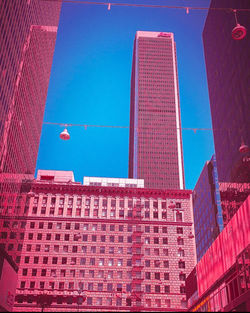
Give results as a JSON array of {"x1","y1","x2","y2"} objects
[
  {"x1": 21, "y1": 268, "x2": 186, "y2": 281},
  {"x1": 16, "y1": 233, "x2": 184, "y2": 245},
  {"x1": 22, "y1": 256, "x2": 186, "y2": 268},
  {"x1": 21, "y1": 245, "x2": 184, "y2": 256},
  {"x1": 16, "y1": 295, "x2": 185, "y2": 308},
  {"x1": 25, "y1": 222, "x2": 182, "y2": 233},
  {"x1": 29, "y1": 207, "x2": 184, "y2": 220},
  {"x1": 1, "y1": 220, "x2": 177, "y2": 232},
  {"x1": 19, "y1": 280, "x2": 185, "y2": 294},
  {"x1": 33, "y1": 196, "x2": 182, "y2": 210}
]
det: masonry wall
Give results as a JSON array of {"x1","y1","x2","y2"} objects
[{"x1": 5, "y1": 181, "x2": 197, "y2": 312}]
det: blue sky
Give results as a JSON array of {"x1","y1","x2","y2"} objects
[{"x1": 36, "y1": 0, "x2": 214, "y2": 190}]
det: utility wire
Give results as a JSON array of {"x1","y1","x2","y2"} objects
[
  {"x1": 43, "y1": 121, "x2": 213, "y2": 132},
  {"x1": 61, "y1": 0, "x2": 250, "y2": 12}
]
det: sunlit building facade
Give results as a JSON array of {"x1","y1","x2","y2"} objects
[
  {"x1": 0, "y1": 1, "x2": 62, "y2": 311},
  {"x1": 12, "y1": 170, "x2": 196, "y2": 312},
  {"x1": 203, "y1": 0, "x2": 250, "y2": 183},
  {"x1": 129, "y1": 31, "x2": 185, "y2": 190}
]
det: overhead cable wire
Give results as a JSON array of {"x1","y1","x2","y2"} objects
[
  {"x1": 43, "y1": 121, "x2": 213, "y2": 132},
  {"x1": 61, "y1": 0, "x2": 250, "y2": 12}
]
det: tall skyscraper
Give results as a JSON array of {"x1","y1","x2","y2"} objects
[
  {"x1": 13, "y1": 170, "x2": 196, "y2": 312},
  {"x1": 203, "y1": 0, "x2": 250, "y2": 183},
  {"x1": 0, "y1": 1, "x2": 62, "y2": 310},
  {"x1": 129, "y1": 31, "x2": 185, "y2": 190}
]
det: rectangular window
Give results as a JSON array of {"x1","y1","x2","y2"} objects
[
  {"x1": 177, "y1": 227, "x2": 183, "y2": 234},
  {"x1": 118, "y1": 236, "x2": 123, "y2": 243},
  {"x1": 177, "y1": 238, "x2": 184, "y2": 245},
  {"x1": 76, "y1": 208, "x2": 81, "y2": 216},
  {"x1": 154, "y1": 238, "x2": 159, "y2": 244},
  {"x1": 98, "y1": 283, "x2": 103, "y2": 291},
  {"x1": 34, "y1": 256, "x2": 39, "y2": 264},
  {"x1": 91, "y1": 246, "x2": 96, "y2": 253},
  {"x1": 109, "y1": 247, "x2": 114, "y2": 254},
  {"x1": 62, "y1": 257, "x2": 67, "y2": 265},
  {"x1": 117, "y1": 259, "x2": 123, "y2": 266},
  {"x1": 108, "y1": 271, "x2": 113, "y2": 279},
  {"x1": 179, "y1": 261, "x2": 185, "y2": 269},
  {"x1": 52, "y1": 257, "x2": 58, "y2": 264},
  {"x1": 178, "y1": 249, "x2": 185, "y2": 257},
  {"x1": 145, "y1": 260, "x2": 150, "y2": 267},
  {"x1": 163, "y1": 238, "x2": 168, "y2": 244},
  {"x1": 100, "y1": 247, "x2": 105, "y2": 254},
  {"x1": 164, "y1": 273, "x2": 170, "y2": 280},
  {"x1": 87, "y1": 297, "x2": 92, "y2": 305},
  {"x1": 176, "y1": 212, "x2": 183, "y2": 222},
  {"x1": 163, "y1": 248, "x2": 168, "y2": 256},
  {"x1": 88, "y1": 283, "x2": 93, "y2": 291},
  {"x1": 154, "y1": 260, "x2": 160, "y2": 267},
  {"x1": 154, "y1": 226, "x2": 159, "y2": 233},
  {"x1": 43, "y1": 257, "x2": 48, "y2": 264},
  {"x1": 41, "y1": 269, "x2": 46, "y2": 276},
  {"x1": 179, "y1": 273, "x2": 186, "y2": 281},
  {"x1": 155, "y1": 272, "x2": 160, "y2": 280}
]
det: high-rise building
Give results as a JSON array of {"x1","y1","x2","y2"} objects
[
  {"x1": 129, "y1": 31, "x2": 185, "y2": 190},
  {"x1": 0, "y1": 1, "x2": 62, "y2": 311},
  {"x1": 192, "y1": 155, "x2": 223, "y2": 262},
  {"x1": 193, "y1": 154, "x2": 250, "y2": 263},
  {"x1": 202, "y1": 0, "x2": 250, "y2": 183},
  {"x1": 13, "y1": 170, "x2": 196, "y2": 312}
]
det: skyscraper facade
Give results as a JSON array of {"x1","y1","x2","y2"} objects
[
  {"x1": 193, "y1": 155, "x2": 223, "y2": 262},
  {"x1": 129, "y1": 31, "x2": 185, "y2": 190},
  {"x1": 203, "y1": 0, "x2": 250, "y2": 183},
  {"x1": 0, "y1": 1, "x2": 62, "y2": 310},
  {"x1": 13, "y1": 170, "x2": 196, "y2": 312}
]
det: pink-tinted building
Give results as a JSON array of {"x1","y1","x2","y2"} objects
[
  {"x1": 12, "y1": 170, "x2": 196, "y2": 312},
  {"x1": 186, "y1": 195, "x2": 250, "y2": 312},
  {"x1": 0, "y1": 1, "x2": 61, "y2": 310},
  {"x1": 129, "y1": 31, "x2": 185, "y2": 190}
]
